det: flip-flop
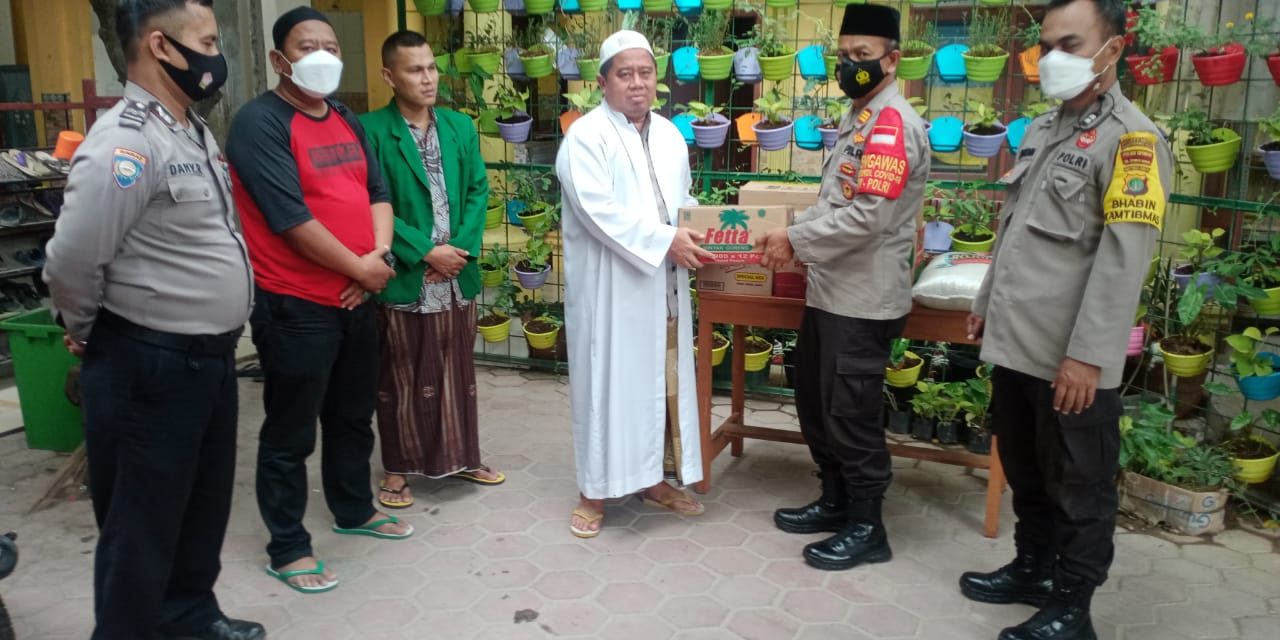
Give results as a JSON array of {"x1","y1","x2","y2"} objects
[
  {"x1": 265, "y1": 560, "x2": 339, "y2": 594},
  {"x1": 455, "y1": 466, "x2": 506, "y2": 486},
  {"x1": 570, "y1": 507, "x2": 603, "y2": 539},
  {"x1": 332, "y1": 515, "x2": 414, "y2": 540},
  {"x1": 641, "y1": 492, "x2": 706, "y2": 516},
  {"x1": 377, "y1": 479, "x2": 414, "y2": 509}
]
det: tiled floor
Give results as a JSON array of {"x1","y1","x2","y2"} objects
[{"x1": 1, "y1": 366, "x2": 1277, "y2": 639}]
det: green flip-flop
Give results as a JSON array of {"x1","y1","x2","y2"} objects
[
  {"x1": 332, "y1": 515, "x2": 414, "y2": 540},
  {"x1": 265, "y1": 561, "x2": 339, "y2": 594}
]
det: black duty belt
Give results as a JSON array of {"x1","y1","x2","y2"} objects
[{"x1": 98, "y1": 308, "x2": 242, "y2": 355}]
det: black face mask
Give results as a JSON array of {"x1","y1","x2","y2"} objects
[
  {"x1": 160, "y1": 34, "x2": 228, "y2": 102},
  {"x1": 838, "y1": 56, "x2": 887, "y2": 100}
]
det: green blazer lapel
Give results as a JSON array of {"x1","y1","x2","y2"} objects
[
  {"x1": 435, "y1": 113, "x2": 463, "y2": 236},
  {"x1": 389, "y1": 109, "x2": 431, "y2": 192}
]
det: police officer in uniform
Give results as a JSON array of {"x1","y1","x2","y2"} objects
[
  {"x1": 961, "y1": 1, "x2": 1170, "y2": 638},
  {"x1": 43, "y1": 1, "x2": 261, "y2": 638},
  {"x1": 757, "y1": 3, "x2": 930, "y2": 571}
]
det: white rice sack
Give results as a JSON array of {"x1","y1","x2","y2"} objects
[{"x1": 912, "y1": 252, "x2": 992, "y2": 311}]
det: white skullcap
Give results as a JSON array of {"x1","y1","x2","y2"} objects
[{"x1": 599, "y1": 30, "x2": 654, "y2": 69}]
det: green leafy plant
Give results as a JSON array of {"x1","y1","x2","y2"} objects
[
  {"x1": 1216, "y1": 407, "x2": 1280, "y2": 461},
  {"x1": 1017, "y1": 13, "x2": 1041, "y2": 50},
  {"x1": 963, "y1": 99, "x2": 1003, "y2": 133},
  {"x1": 967, "y1": 9, "x2": 1013, "y2": 58},
  {"x1": 563, "y1": 86, "x2": 603, "y2": 113},
  {"x1": 910, "y1": 380, "x2": 949, "y2": 420},
  {"x1": 902, "y1": 16, "x2": 938, "y2": 58},
  {"x1": 738, "y1": 2, "x2": 794, "y2": 58},
  {"x1": 888, "y1": 338, "x2": 912, "y2": 369},
  {"x1": 1119, "y1": 401, "x2": 1234, "y2": 491},
  {"x1": 933, "y1": 184, "x2": 998, "y2": 241},
  {"x1": 520, "y1": 236, "x2": 553, "y2": 271},
  {"x1": 1165, "y1": 108, "x2": 1228, "y2": 147},
  {"x1": 1226, "y1": 326, "x2": 1279, "y2": 377},
  {"x1": 1184, "y1": 13, "x2": 1278, "y2": 57},
  {"x1": 694, "y1": 178, "x2": 739, "y2": 206},
  {"x1": 482, "y1": 277, "x2": 520, "y2": 321},
  {"x1": 1177, "y1": 227, "x2": 1225, "y2": 272},
  {"x1": 753, "y1": 88, "x2": 791, "y2": 126},
  {"x1": 514, "y1": 17, "x2": 554, "y2": 57},
  {"x1": 1020, "y1": 101, "x2": 1053, "y2": 119},
  {"x1": 494, "y1": 84, "x2": 530, "y2": 121},
  {"x1": 1131, "y1": 6, "x2": 1184, "y2": 54},
  {"x1": 479, "y1": 243, "x2": 510, "y2": 273},
  {"x1": 1259, "y1": 105, "x2": 1280, "y2": 146},
  {"x1": 635, "y1": 14, "x2": 676, "y2": 58},
  {"x1": 819, "y1": 97, "x2": 850, "y2": 128},
  {"x1": 689, "y1": 10, "x2": 733, "y2": 56},
  {"x1": 955, "y1": 375, "x2": 992, "y2": 431},
  {"x1": 679, "y1": 101, "x2": 725, "y2": 126}
]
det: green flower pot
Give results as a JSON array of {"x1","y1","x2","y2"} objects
[
  {"x1": 577, "y1": 57, "x2": 600, "y2": 79},
  {"x1": 704, "y1": 0, "x2": 732, "y2": 8},
  {"x1": 825, "y1": 54, "x2": 838, "y2": 80},
  {"x1": 643, "y1": 0, "x2": 671, "y2": 11},
  {"x1": 759, "y1": 51, "x2": 796, "y2": 82},
  {"x1": 897, "y1": 51, "x2": 934, "y2": 81},
  {"x1": 698, "y1": 52, "x2": 734, "y2": 81},
  {"x1": 950, "y1": 228, "x2": 996, "y2": 253},
  {"x1": 436, "y1": 53, "x2": 452, "y2": 75},
  {"x1": 485, "y1": 201, "x2": 503, "y2": 229},
  {"x1": 524, "y1": 0, "x2": 555, "y2": 13},
  {"x1": 470, "y1": 50, "x2": 502, "y2": 75},
  {"x1": 520, "y1": 53, "x2": 554, "y2": 78},
  {"x1": 961, "y1": 52, "x2": 1009, "y2": 83},
  {"x1": 454, "y1": 48, "x2": 474, "y2": 73},
  {"x1": 1252, "y1": 286, "x2": 1280, "y2": 316},
  {"x1": 480, "y1": 267, "x2": 504, "y2": 288},
  {"x1": 413, "y1": 0, "x2": 448, "y2": 16},
  {"x1": 1185, "y1": 129, "x2": 1241, "y2": 174},
  {"x1": 654, "y1": 52, "x2": 670, "y2": 78},
  {"x1": 469, "y1": 0, "x2": 501, "y2": 12},
  {"x1": 580, "y1": 0, "x2": 607, "y2": 10},
  {"x1": 766, "y1": 0, "x2": 798, "y2": 7},
  {"x1": 978, "y1": 0, "x2": 1010, "y2": 5}
]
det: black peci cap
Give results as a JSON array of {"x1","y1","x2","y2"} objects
[
  {"x1": 272, "y1": 6, "x2": 332, "y2": 51},
  {"x1": 840, "y1": 4, "x2": 901, "y2": 41}
]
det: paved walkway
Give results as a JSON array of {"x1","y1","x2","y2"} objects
[{"x1": 1, "y1": 366, "x2": 1277, "y2": 639}]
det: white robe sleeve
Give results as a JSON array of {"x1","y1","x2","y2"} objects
[{"x1": 556, "y1": 127, "x2": 678, "y2": 274}]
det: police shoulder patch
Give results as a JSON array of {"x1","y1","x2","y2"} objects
[
  {"x1": 855, "y1": 107, "x2": 908, "y2": 200},
  {"x1": 1103, "y1": 131, "x2": 1165, "y2": 229},
  {"x1": 112, "y1": 147, "x2": 148, "y2": 190},
  {"x1": 119, "y1": 100, "x2": 151, "y2": 130}
]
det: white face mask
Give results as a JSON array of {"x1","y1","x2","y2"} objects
[
  {"x1": 1038, "y1": 37, "x2": 1116, "y2": 100},
  {"x1": 280, "y1": 49, "x2": 343, "y2": 98}
]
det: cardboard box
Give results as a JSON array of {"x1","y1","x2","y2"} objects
[
  {"x1": 679, "y1": 205, "x2": 790, "y2": 265},
  {"x1": 737, "y1": 181, "x2": 822, "y2": 208},
  {"x1": 695, "y1": 264, "x2": 774, "y2": 296},
  {"x1": 1119, "y1": 472, "x2": 1227, "y2": 536}
]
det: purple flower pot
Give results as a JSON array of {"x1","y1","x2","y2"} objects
[
  {"x1": 1171, "y1": 267, "x2": 1221, "y2": 294},
  {"x1": 515, "y1": 263, "x2": 551, "y2": 289},
  {"x1": 819, "y1": 126, "x2": 839, "y2": 149},
  {"x1": 1262, "y1": 147, "x2": 1280, "y2": 180},
  {"x1": 504, "y1": 48, "x2": 526, "y2": 79},
  {"x1": 962, "y1": 125, "x2": 1008, "y2": 158},
  {"x1": 558, "y1": 47, "x2": 582, "y2": 80},
  {"x1": 734, "y1": 47, "x2": 762, "y2": 84},
  {"x1": 691, "y1": 113, "x2": 730, "y2": 149},
  {"x1": 752, "y1": 119, "x2": 794, "y2": 151},
  {"x1": 497, "y1": 112, "x2": 533, "y2": 144}
]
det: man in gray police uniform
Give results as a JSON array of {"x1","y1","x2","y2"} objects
[{"x1": 43, "y1": 1, "x2": 261, "y2": 638}]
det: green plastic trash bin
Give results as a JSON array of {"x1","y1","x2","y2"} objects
[{"x1": 0, "y1": 309, "x2": 83, "y2": 452}]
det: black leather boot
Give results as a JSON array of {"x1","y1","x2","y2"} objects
[
  {"x1": 773, "y1": 469, "x2": 847, "y2": 534},
  {"x1": 801, "y1": 497, "x2": 892, "y2": 571},
  {"x1": 998, "y1": 570, "x2": 1098, "y2": 640},
  {"x1": 161, "y1": 617, "x2": 267, "y2": 640},
  {"x1": 959, "y1": 550, "x2": 1054, "y2": 606}
]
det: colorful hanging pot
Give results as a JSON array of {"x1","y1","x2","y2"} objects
[
  {"x1": 654, "y1": 50, "x2": 671, "y2": 78},
  {"x1": 484, "y1": 199, "x2": 504, "y2": 230},
  {"x1": 673, "y1": 46, "x2": 700, "y2": 81},
  {"x1": 454, "y1": 48, "x2": 474, "y2": 74},
  {"x1": 515, "y1": 265, "x2": 552, "y2": 290},
  {"x1": 1019, "y1": 45, "x2": 1041, "y2": 83},
  {"x1": 736, "y1": 113, "x2": 762, "y2": 145},
  {"x1": 793, "y1": 115, "x2": 823, "y2": 151},
  {"x1": 1260, "y1": 144, "x2": 1280, "y2": 180},
  {"x1": 698, "y1": 50, "x2": 734, "y2": 81},
  {"x1": 642, "y1": 0, "x2": 671, "y2": 12},
  {"x1": 1268, "y1": 53, "x2": 1280, "y2": 86},
  {"x1": 929, "y1": 116, "x2": 964, "y2": 153},
  {"x1": 1185, "y1": 129, "x2": 1241, "y2": 174},
  {"x1": 672, "y1": 113, "x2": 697, "y2": 146},
  {"x1": 1191, "y1": 44, "x2": 1247, "y2": 87},
  {"x1": 961, "y1": 51, "x2": 1009, "y2": 83},
  {"x1": 519, "y1": 50, "x2": 555, "y2": 78},
  {"x1": 674, "y1": 0, "x2": 701, "y2": 14},
  {"x1": 825, "y1": 55, "x2": 838, "y2": 80},
  {"x1": 734, "y1": 47, "x2": 763, "y2": 84},
  {"x1": 579, "y1": 0, "x2": 607, "y2": 10},
  {"x1": 560, "y1": 0, "x2": 581, "y2": 11},
  {"x1": 470, "y1": 49, "x2": 502, "y2": 75},
  {"x1": 502, "y1": 0, "x2": 525, "y2": 13},
  {"x1": 1236, "y1": 354, "x2": 1280, "y2": 402},
  {"x1": 818, "y1": 124, "x2": 840, "y2": 149},
  {"x1": 1126, "y1": 324, "x2": 1145, "y2": 357},
  {"x1": 496, "y1": 114, "x2": 533, "y2": 144},
  {"x1": 1126, "y1": 47, "x2": 1179, "y2": 85},
  {"x1": 897, "y1": 48, "x2": 935, "y2": 81},
  {"x1": 1252, "y1": 286, "x2": 1280, "y2": 316},
  {"x1": 577, "y1": 57, "x2": 600, "y2": 80},
  {"x1": 558, "y1": 47, "x2": 582, "y2": 80},
  {"x1": 935, "y1": 43, "x2": 969, "y2": 82},
  {"x1": 766, "y1": 0, "x2": 797, "y2": 7},
  {"x1": 477, "y1": 316, "x2": 511, "y2": 343},
  {"x1": 559, "y1": 110, "x2": 584, "y2": 134},
  {"x1": 469, "y1": 0, "x2": 501, "y2": 12},
  {"x1": 690, "y1": 113, "x2": 731, "y2": 149},
  {"x1": 703, "y1": 0, "x2": 731, "y2": 8},
  {"x1": 506, "y1": 199, "x2": 527, "y2": 226},
  {"x1": 504, "y1": 49, "x2": 526, "y2": 80},
  {"x1": 760, "y1": 51, "x2": 797, "y2": 82},
  {"x1": 618, "y1": 0, "x2": 641, "y2": 9},
  {"x1": 752, "y1": 119, "x2": 794, "y2": 151},
  {"x1": 1006, "y1": 116, "x2": 1031, "y2": 156},
  {"x1": 413, "y1": 0, "x2": 448, "y2": 16},
  {"x1": 963, "y1": 123, "x2": 1008, "y2": 158},
  {"x1": 797, "y1": 45, "x2": 828, "y2": 80}
]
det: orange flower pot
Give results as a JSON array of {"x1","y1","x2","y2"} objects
[
  {"x1": 736, "y1": 112, "x2": 762, "y2": 145},
  {"x1": 1019, "y1": 45, "x2": 1040, "y2": 83},
  {"x1": 559, "y1": 111, "x2": 583, "y2": 134}
]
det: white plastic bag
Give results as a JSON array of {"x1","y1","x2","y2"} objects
[{"x1": 911, "y1": 252, "x2": 992, "y2": 311}]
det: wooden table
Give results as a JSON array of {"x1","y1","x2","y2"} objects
[{"x1": 693, "y1": 293, "x2": 1007, "y2": 538}]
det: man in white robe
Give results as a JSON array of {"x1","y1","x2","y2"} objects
[{"x1": 555, "y1": 30, "x2": 715, "y2": 538}]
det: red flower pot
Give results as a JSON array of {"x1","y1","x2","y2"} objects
[
  {"x1": 1125, "y1": 47, "x2": 1178, "y2": 85},
  {"x1": 1191, "y1": 43, "x2": 1247, "y2": 87},
  {"x1": 1268, "y1": 53, "x2": 1280, "y2": 87}
]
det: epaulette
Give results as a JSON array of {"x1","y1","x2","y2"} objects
[
  {"x1": 150, "y1": 102, "x2": 178, "y2": 128},
  {"x1": 119, "y1": 100, "x2": 151, "y2": 130}
]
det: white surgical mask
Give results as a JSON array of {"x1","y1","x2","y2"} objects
[
  {"x1": 1038, "y1": 37, "x2": 1116, "y2": 100},
  {"x1": 280, "y1": 49, "x2": 343, "y2": 98}
]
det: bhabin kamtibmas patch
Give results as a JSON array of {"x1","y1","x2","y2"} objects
[{"x1": 1103, "y1": 131, "x2": 1165, "y2": 229}]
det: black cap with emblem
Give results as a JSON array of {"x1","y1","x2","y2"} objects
[{"x1": 840, "y1": 4, "x2": 900, "y2": 41}]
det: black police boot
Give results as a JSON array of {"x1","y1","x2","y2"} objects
[
  {"x1": 801, "y1": 497, "x2": 891, "y2": 571},
  {"x1": 998, "y1": 570, "x2": 1098, "y2": 640},
  {"x1": 773, "y1": 469, "x2": 847, "y2": 534},
  {"x1": 959, "y1": 550, "x2": 1054, "y2": 606},
  {"x1": 162, "y1": 617, "x2": 267, "y2": 640}
]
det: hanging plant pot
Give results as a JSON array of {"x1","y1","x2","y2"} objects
[
  {"x1": 978, "y1": 0, "x2": 1010, "y2": 5},
  {"x1": 560, "y1": 0, "x2": 581, "y2": 12},
  {"x1": 673, "y1": 46, "x2": 700, "y2": 82},
  {"x1": 818, "y1": 124, "x2": 840, "y2": 149},
  {"x1": 1191, "y1": 44, "x2": 1246, "y2": 87},
  {"x1": 449, "y1": 0, "x2": 465, "y2": 14},
  {"x1": 642, "y1": 0, "x2": 671, "y2": 11},
  {"x1": 1185, "y1": 129, "x2": 1241, "y2": 174},
  {"x1": 962, "y1": 123, "x2": 1008, "y2": 158},
  {"x1": 743, "y1": 339, "x2": 773, "y2": 372},
  {"x1": 765, "y1": 0, "x2": 797, "y2": 7},
  {"x1": 558, "y1": 47, "x2": 582, "y2": 80},
  {"x1": 825, "y1": 55, "x2": 838, "y2": 80},
  {"x1": 897, "y1": 49, "x2": 935, "y2": 81},
  {"x1": 704, "y1": 0, "x2": 731, "y2": 8},
  {"x1": 1235, "y1": 353, "x2": 1280, "y2": 402},
  {"x1": 674, "y1": 0, "x2": 701, "y2": 14},
  {"x1": 454, "y1": 48, "x2": 474, "y2": 74},
  {"x1": 506, "y1": 199, "x2": 526, "y2": 226},
  {"x1": 793, "y1": 115, "x2": 823, "y2": 151},
  {"x1": 579, "y1": 0, "x2": 607, "y2": 11},
  {"x1": 797, "y1": 45, "x2": 828, "y2": 80},
  {"x1": 1268, "y1": 53, "x2": 1280, "y2": 86},
  {"x1": 1252, "y1": 285, "x2": 1280, "y2": 316},
  {"x1": 737, "y1": 112, "x2": 762, "y2": 145},
  {"x1": 485, "y1": 199, "x2": 504, "y2": 230},
  {"x1": 759, "y1": 51, "x2": 797, "y2": 82},
  {"x1": 503, "y1": 0, "x2": 526, "y2": 13},
  {"x1": 477, "y1": 315, "x2": 512, "y2": 343},
  {"x1": 1157, "y1": 339, "x2": 1214, "y2": 378},
  {"x1": 886, "y1": 352, "x2": 923, "y2": 388},
  {"x1": 1019, "y1": 44, "x2": 1041, "y2": 83},
  {"x1": 469, "y1": 0, "x2": 501, "y2": 12},
  {"x1": 577, "y1": 57, "x2": 600, "y2": 80},
  {"x1": 514, "y1": 262, "x2": 552, "y2": 289},
  {"x1": 961, "y1": 51, "x2": 1009, "y2": 83},
  {"x1": 694, "y1": 332, "x2": 730, "y2": 367},
  {"x1": 1126, "y1": 324, "x2": 1145, "y2": 357},
  {"x1": 470, "y1": 49, "x2": 502, "y2": 75},
  {"x1": 518, "y1": 207, "x2": 549, "y2": 234},
  {"x1": 935, "y1": 44, "x2": 970, "y2": 82},
  {"x1": 1006, "y1": 117, "x2": 1031, "y2": 156},
  {"x1": 672, "y1": 113, "x2": 697, "y2": 146},
  {"x1": 653, "y1": 49, "x2": 670, "y2": 78},
  {"x1": 504, "y1": 49, "x2": 527, "y2": 80},
  {"x1": 618, "y1": 0, "x2": 640, "y2": 8},
  {"x1": 523, "y1": 316, "x2": 560, "y2": 349},
  {"x1": 524, "y1": 0, "x2": 555, "y2": 14},
  {"x1": 413, "y1": 0, "x2": 448, "y2": 16},
  {"x1": 496, "y1": 112, "x2": 533, "y2": 144},
  {"x1": 698, "y1": 50, "x2": 734, "y2": 81},
  {"x1": 928, "y1": 116, "x2": 964, "y2": 153},
  {"x1": 519, "y1": 49, "x2": 554, "y2": 79},
  {"x1": 752, "y1": 118, "x2": 794, "y2": 151},
  {"x1": 734, "y1": 47, "x2": 763, "y2": 84},
  {"x1": 691, "y1": 113, "x2": 731, "y2": 149},
  {"x1": 1125, "y1": 47, "x2": 1179, "y2": 85},
  {"x1": 1226, "y1": 438, "x2": 1280, "y2": 484},
  {"x1": 910, "y1": 0, "x2": 938, "y2": 5},
  {"x1": 559, "y1": 111, "x2": 583, "y2": 134},
  {"x1": 949, "y1": 226, "x2": 996, "y2": 253},
  {"x1": 480, "y1": 266, "x2": 505, "y2": 289},
  {"x1": 1259, "y1": 142, "x2": 1280, "y2": 180}
]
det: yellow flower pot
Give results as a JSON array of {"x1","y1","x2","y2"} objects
[
  {"x1": 693, "y1": 332, "x2": 729, "y2": 367},
  {"x1": 1234, "y1": 446, "x2": 1280, "y2": 484},
  {"x1": 523, "y1": 319, "x2": 560, "y2": 350},
  {"x1": 744, "y1": 341, "x2": 773, "y2": 372},
  {"x1": 885, "y1": 351, "x2": 923, "y2": 388},
  {"x1": 478, "y1": 316, "x2": 511, "y2": 343},
  {"x1": 485, "y1": 200, "x2": 503, "y2": 229},
  {"x1": 1158, "y1": 341, "x2": 1214, "y2": 378}
]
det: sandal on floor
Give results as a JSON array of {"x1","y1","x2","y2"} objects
[
  {"x1": 265, "y1": 561, "x2": 339, "y2": 594},
  {"x1": 377, "y1": 479, "x2": 414, "y2": 509},
  {"x1": 570, "y1": 507, "x2": 603, "y2": 539},
  {"x1": 333, "y1": 515, "x2": 414, "y2": 540},
  {"x1": 641, "y1": 492, "x2": 706, "y2": 516},
  {"x1": 455, "y1": 466, "x2": 506, "y2": 486}
]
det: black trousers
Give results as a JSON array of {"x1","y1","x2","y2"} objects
[
  {"x1": 990, "y1": 366, "x2": 1122, "y2": 586},
  {"x1": 794, "y1": 306, "x2": 907, "y2": 498},
  {"x1": 251, "y1": 288, "x2": 379, "y2": 568},
  {"x1": 81, "y1": 310, "x2": 240, "y2": 640}
]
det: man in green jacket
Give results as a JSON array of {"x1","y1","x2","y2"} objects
[{"x1": 360, "y1": 30, "x2": 503, "y2": 509}]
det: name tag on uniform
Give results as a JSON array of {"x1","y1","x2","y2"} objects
[{"x1": 1054, "y1": 150, "x2": 1089, "y2": 171}]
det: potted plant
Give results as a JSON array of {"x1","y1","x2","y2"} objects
[
  {"x1": 1125, "y1": 6, "x2": 1181, "y2": 85},
  {"x1": 1235, "y1": 230, "x2": 1280, "y2": 316},
  {"x1": 690, "y1": 10, "x2": 734, "y2": 81},
  {"x1": 1171, "y1": 227, "x2": 1224, "y2": 292},
  {"x1": 643, "y1": 0, "x2": 672, "y2": 12},
  {"x1": 413, "y1": 0, "x2": 448, "y2": 16},
  {"x1": 523, "y1": 0, "x2": 554, "y2": 14},
  {"x1": 679, "y1": 101, "x2": 730, "y2": 149},
  {"x1": 898, "y1": 17, "x2": 938, "y2": 82},
  {"x1": 1257, "y1": 105, "x2": 1280, "y2": 180},
  {"x1": 1007, "y1": 100, "x2": 1051, "y2": 155},
  {"x1": 479, "y1": 243, "x2": 510, "y2": 288},
  {"x1": 958, "y1": 374, "x2": 993, "y2": 454},
  {"x1": 1156, "y1": 282, "x2": 1215, "y2": 378},
  {"x1": 1226, "y1": 326, "x2": 1280, "y2": 401},
  {"x1": 493, "y1": 85, "x2": 533, "y2": 144},
  {"x1": 960, "y1": 99, "x2": 1007, "y2": 158},
  {"x1": 469, "y1": 0, "x2": 501, "y2": 12},
  {"x1": 940, "y1": 184, "x2": 999, "y2": 253},
  {"x1": 747, "y1": 5, "x2": 796, "y2": 82},
  {"x1": 742, "y1": 330, "x2": 774, "y2": 373},
  {"x1": 1220, "y1": 409, "x2": 1280, "y2": 484},
  {"x1": 933, "y1": 382, "x2": 970, "y2": 445},
  {"x1": 523, "y1": 313, "x2": 562, "y2": 351},
  {"x1": 1016, "y1": 8, "x2": 1041, "y2": 83},
  {"x1": 484, "y1": 197, "x2": 504, "y2": 229},
  {"x1": 751, "y1": 88, "x2": 793, "y2": 151},
  {"x1": 514, "y1": 236, "x2": 553, "y2": 289},
  {"x1": 816, "y1": 97, "x2": 849, "y2": 149},
  {"x1": 694, "y1": 331, "x2": 730, "y2": 367},
  {"x1": 886, "y1": 338, "x2": 923, "y2": 388},
  {"x1": 796, "y1": 18, "x2": 835, "y2": 80},
  {"x1": 478, "y1": 277, "x2": 519, "y2": 343},
  {"x1": 467, "y1": 23, "x2": 504, "y2": 75},
  {"x1": 1185, "y1": 14, "x2": 1273, "y2": 87},
  {"x1": 637, "y1": 16, "x2": 676, "y2": 78},
  {"x1": 883, "y1": 388, "x2": 912, "y2": 435},
  {"x1": 961, "y1": 9, "x2": 1012, "y2": 83},
  {"x1": 910, "y1": 380, "x2": 947, "y2": 441},
  {"x1": 1165, "y1": 108, "x2": 1241, "y2": 174},
  {"x1": 561, "y1": 86, "x2": 601, "y2": 134}
]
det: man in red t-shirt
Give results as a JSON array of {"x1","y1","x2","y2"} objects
[{"x1": 226, "y1": 6, "x2": 412, "y2": 595}]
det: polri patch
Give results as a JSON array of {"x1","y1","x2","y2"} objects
[
  {"x1": 1103, "y1": 132, "x2": 1165, "y2": 228},
  {"x1": 1076, "y1": 129, "x2": 1096, "y2": 149},
  {"x1": 839, "y1": 162, "x2": 856, "y2": 177},
  {"x1": 855, "y1": 107, "x2": 908, "y2": 200},
  {"x1": 840, "y1": 180, "x2": 856, "y2": 200},
  {"x1": 1054, "y1": 151, "x2": 1089, "y2": 171},
  {"x1": 113, "y1": 148, "x2": 147, "y2": 190}
]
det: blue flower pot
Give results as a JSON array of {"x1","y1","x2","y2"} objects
[
  {"x1": 674, "y1": 0, "x2": 702, "y2": 15},
  {"x1": 672, "y1": 113, "x2": 697, "y2": 146},
  {"x1": 504, "y1": 48, "x2": 525, "y2": 79},
  {"x1": 929, "y1": 116, "x2": 964, "y2": 152},
  {"x1": 507, "y1": 200, "x2": 527, "y2": 226},
  {"x1": 560, "y1": 0, "x2": 580, "y2": 11},
  {"x1": 797, "y1": 45, "x2": 828, "y2": 80},
  {"x1": 1237, "y1": 353, "x2": 1280, "y2": 401},
  {"x1": 618, "y1": 0, "x2": 642, "y2": 10},
  {"x1": 673, "y1": 46, "x2": 700, "y2": 82},
  {"x1": 936, "y1": 43, "x2": 970, "y2": 83},
  {"x1": 1006, "y1": 117, "x2": 1031, "y2": 156},
  {"x1": 503, "y1": 0, "x2": 526, "y2": 12},
  {"x1": 794, "y1": 115, "x2": 823, "y2": 151}
]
